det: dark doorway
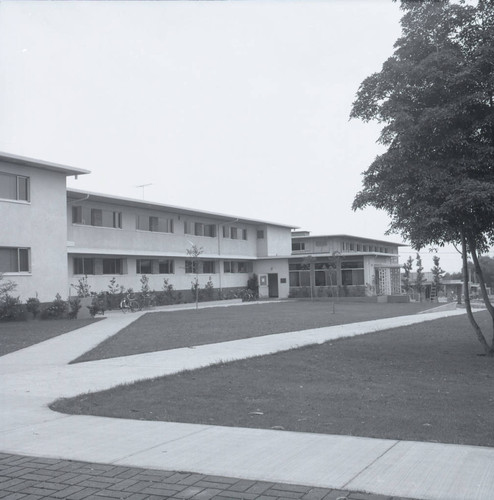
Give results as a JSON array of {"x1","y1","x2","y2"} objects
[{"x1": 268, "y1": 273, "x2": 279, "y2": 298}]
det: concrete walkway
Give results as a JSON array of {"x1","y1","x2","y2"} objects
[{"x1": 1, "y1": 303, "x2": 493, "y2": 500}]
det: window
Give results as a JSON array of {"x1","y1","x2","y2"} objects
[
  {"x1": 0, "y1": 247, "x2": 30, "y2": 273},
  {"x1": 158, "y1": 259, "x2": 174, "y2": 274},
  {"x1": 137, "y1": 215, "x2": 173, "y2": 233},
  {"x1": 230, "y1": 227, "x2": 238, "y2": 239},
  {"x1": 72, "y1": 206, "x2": 122, "y2": 228},
  {"x1": 194, "y1": 223, "x2": 204, "y2": 236},
  {"x1": 73, "y1": 257, "x2": 95, "y2": 275},
  {"x1": 103, "y1": 258, "x2": 122, "y2": 275},
  {"x1": 185, "y1": 260, "x2": 198, "y2": 274},
  {"x1": 288, "y1": 262, "x2": 310, "y2": 287},
  {"x1": 242, "y1": 229, "x2": 247, "y2": 240},
  {"x1": 202, "y1": 261, "x2": 215, "y2": 274},
  {"x1": 292, "y1": 242, "x2": 306, "y2": 251},
  {"x1": 204, "y1": 224, "x2": 216, "y2": 238},
  {"x1": 0, "y1": 172, "x2": 30, "y2": 202},
  {"x1": 222, "y1": 225, "x2": 229, "y2": 238},
  {"x1": 224, "y1": 261, "x2": 252, "y2": 273},
  {"x1": 136, "y1": 259, "x2": 153, "y2": 274},
  {"x1": 257, "y1": 230, "x2": 264, "y2": 239}
]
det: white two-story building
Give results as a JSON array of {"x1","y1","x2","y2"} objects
[{"x1": 1, "y1": 152, "x2": 293, "y2": 302}]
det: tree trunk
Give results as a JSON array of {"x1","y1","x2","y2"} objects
[
  {"x1": 461, "y1": 234, "x2": 491, "y2": 355},
  {"x1": 467, "y1": 236, "x2": 494, "y2": 355}
]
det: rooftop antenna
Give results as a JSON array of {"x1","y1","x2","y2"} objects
[{"x1": 136, "y1": 183, "x2": 153, "y2": 199}]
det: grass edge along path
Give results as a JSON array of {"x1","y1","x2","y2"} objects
[
  {"x1": 51, "y1": 309, "x2": 494, "y2": 448},
  {"x1": 73, "y1": 300, "x2": 440, "y2": 363}
]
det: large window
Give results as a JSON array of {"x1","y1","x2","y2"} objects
[
  {"x1": 202, "y1": 261, "x2": 215, "y2": 274},
  {"x1": 292, "y1": 242, "x2": 306, "y2": 251},
  {"x1": 289, "y1": 263, "x2": 310, "y2": 287},
  {"x1": 0, "y1": 172, "x2": 30, "y2": 202},
  {"x1": 224, "y1": 261, "x2": 252, "y2": 273},
  {"x1": 158, "y1": 259, "x2": 174, "y2": 274},
  {"x1": 73, "y1": 257, "x2": 95, "y2": 275},
  {"x1": 103, "y1": 258, "x2": 123, "y2": 275},
  {"x1": 136, "y1": 259, "x2": 153, "y2": 274},
  {"x1": 72, "y1": 206, "x2": 122, "y2": 228},
  {"x1": 341, "y1": 259, "x2": 364, "y2": 286},
  {"x1": 185, "y1": 260, "x2": 216, "y2": 274},
  {"x1": 0, "y1": 247, "x2": 30, "y2": 273},
  {"x1": 136, "y1": 215, "x2": 173, "y2": 233}
]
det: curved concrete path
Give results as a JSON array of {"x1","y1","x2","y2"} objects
[{"x1": 1, "y1": 303, "x2": 493, "y2": 500}]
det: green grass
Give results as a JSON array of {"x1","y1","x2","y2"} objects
[
  {"x1": 0, "y1": 318, "x2": 102, "y2": 356},
  {"x1": 51, "y1": 303, "x2": 494, "y2": 447},
  {"x1": 73, "y1": 300, "x2": 438, "y2": 363}
]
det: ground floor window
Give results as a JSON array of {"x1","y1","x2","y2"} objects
[
  {"x1": 0, "y1": 247, "x2": 30, "y2": 273},
  {"x1": 103, "y1": 258, "x2": 123, "y2": 275},
  {"x1": 224, "y1": 261, "x2": 253, "y2": 273},
  {"x1": 185, "y1": 260, "x2": 216, "y2": 274},
  {"x1": 136, "y1": 259, "x2": 153, "y2": 274},
  {"x1": 158, "y1": 259, "x2": 174, "y2": 274},
  {"x1": 73, "y1": 257, "x2": 95, "y2": 275}
]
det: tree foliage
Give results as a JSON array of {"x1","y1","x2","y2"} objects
[
  {"x1": 351, "y1": 0, "x2": 494, "y2": 354},
  {"x1": 431, "y1": 255, "x2": 445, "y2": 293}
]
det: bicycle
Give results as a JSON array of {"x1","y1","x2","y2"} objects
[{"x1": 120, "y1": 292, "x2": 141, "y2": 313}]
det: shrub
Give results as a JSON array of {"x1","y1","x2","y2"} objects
[
  {"x1": 107, "y1": 277, "x2": 125, "y2": 310},
  {"x1": 26, "y1": 297, "x2": 41, "y2": 319},
  {"x1": 0, "y1": 294, "x2": 27, "y2": 321},
  {"x1": 68, "y1": 297, "x2": 81, "y2": 319},
  {"x1": 72, "y1": 275, "x2": 91, "y2": 298},
  {"x1": 41, "y1": 293, "x2": 67, "y2": 320},
  {"x1": 88, "y1": 293, "x2": 106, "y2": 318},
  {"x1": 155, "y1": 278, "x2": 177, "y2": 305},
  {"x1": 247, "y1": 274, "x2": 259, "y2": 299},
  {"x1": 204, "y1": 276, "x2": 215, "y2": 301}
]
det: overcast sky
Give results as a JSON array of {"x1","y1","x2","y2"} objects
[{"x1": 0, "y1": 0, "x2": 469, "y2": 272}]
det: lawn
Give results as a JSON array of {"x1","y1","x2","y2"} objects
[
  {"x1": 52, "y1": 305, "x2": 494, "y2": 447},
  {"x1": 73, "y1": 300, "x2": 438, "y2": 363},
  {"x1": 0, "y1": 318, "x2": 101, "y2": 356}
]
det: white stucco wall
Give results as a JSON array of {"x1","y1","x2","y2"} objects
[
  {"x1": 0, "y1": 161, "x2": 69, "y2": 301},
  {"x1": 254, "y1": 258, "x2": 290, "y2": 299}
]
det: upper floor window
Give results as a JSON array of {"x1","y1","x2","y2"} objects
[
  {"x1": 242, "y1": 229, "x2": 248, "y2": 240},
  {"x1": 257, "y1": 230, "x2": 264, "y2": 239},
  {"x1": 230, "y1": 227, "x2": 238, "y2": 240},
  {"x1": 0, "y1": 172, "x2": 30, "y2": 202},
  {"x1": 72, "y1": 206, "x2": 122, "y2": 229},
  {"x1": 0, "y1": 247, "x2": 30, "y2": 273},
  {"x1": 292, "y1": 242, "x2": 305, "y2": 251},
  {"x1": 136, "y1": 215, "x2": 173, "y2": 233}
]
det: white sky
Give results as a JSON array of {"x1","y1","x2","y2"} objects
[{"x1": 0, "y1": 0, "x2": 471, "y2": 272}]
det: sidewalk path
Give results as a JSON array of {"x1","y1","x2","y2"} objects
[{"x1": 1, "y1": 303, "x2": 493, "y2": 500}]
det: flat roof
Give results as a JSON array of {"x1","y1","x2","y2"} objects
[
  {"x1": 291, "y1": 233, "x2": 405, "y2": 247},
  {"x1": 0, "y1": 152, "x2": 90, "y2": 176},
  {"x1": 67, "y1": 188, "x2": 297, "y2": 229}
]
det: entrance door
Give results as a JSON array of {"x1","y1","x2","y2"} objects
[{"x1": 268, "y1": 273, "x2": 279, "y2": 298}]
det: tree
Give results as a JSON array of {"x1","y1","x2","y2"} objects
[
  {"x1": 415, "y1": 253, "x2": 425, "y2": 301},
  {"x1": 186, "y1": 244, "x2": 203, "y2": 310},
  {"x1": 431, "y1": 255, "x2": 445, "y2": 298},
  {"x1": 402, "y1": 256, "x2": 414, "y2": 296},
  {"x1": 351, "y1": 0, "x2": 494, "y2": 355}
]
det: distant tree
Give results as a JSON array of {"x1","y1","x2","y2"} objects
[
  {"x1": 351, "y1": 0, "x2": 494, "y2": 355},
  {"x1": 415, "y1": 253, "x2": 425, "y2": 301},
  {"x1": 431, "y1": 255, "x2": 444, "y2": 297},
  {"x1": 186, "y1": 244, "x2": 203, "y2": 310},
  {"x1": 402, "y1": 256, "x2": 414, "y2": 295},
  {"x1": 477, "y1": 256, "x2": 494, "y2": 290}
]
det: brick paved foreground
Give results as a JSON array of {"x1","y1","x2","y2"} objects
[{"x1": 0, "y1": 453, "x2": 418, "y2": 500}]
